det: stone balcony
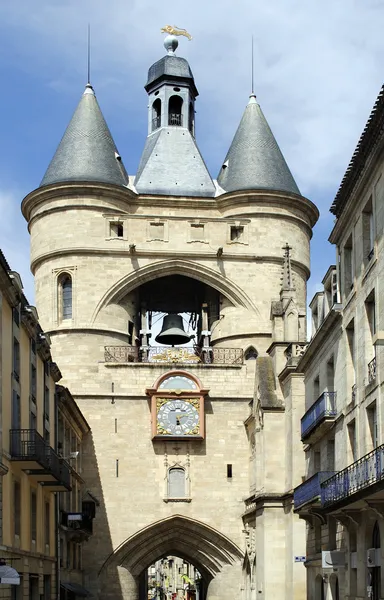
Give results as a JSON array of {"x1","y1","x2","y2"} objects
[{"x1": 301, "y1": 391, "x2": 337, "y2": 444}]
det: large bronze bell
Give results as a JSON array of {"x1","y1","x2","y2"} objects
[{"x1": 155, "y1": 313, "x2": 192, "y2": 346}]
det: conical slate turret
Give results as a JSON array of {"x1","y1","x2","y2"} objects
[
  {"x1": 217, "y1": 95, "x2": 300, "y2": 195},
  {"x1": 40, "y1": 85, "x2": 128, "y2": 188}
]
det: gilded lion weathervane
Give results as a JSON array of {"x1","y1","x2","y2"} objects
[{"x1": 161, "y1": 25, "x2": 192, "y2": 41}]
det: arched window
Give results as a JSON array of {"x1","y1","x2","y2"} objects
[
  {"x1": 245, "y1": 347, "x2": 258, "y2": 360},
  {"x1": 58, "y1": 274, "x2": 72, "y2": 321},
  {"x1": 168, "y1": 95, "x2": 183, "y2": 126},
  {"x1": 188, "y1": 102, "x2": 194, "y2": 134},
  {"x1": 152, "y1": 98, "x2": 161, "y2": 131},
  {"x1": 168, "y1": 467, "x2": 185, "y2": 498}
]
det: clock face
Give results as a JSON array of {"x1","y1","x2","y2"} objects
[{"x1": 157, "y1": 399, "x2": 200, "y2": 436}]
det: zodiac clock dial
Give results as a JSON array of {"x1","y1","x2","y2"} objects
[{"x1": 157, "y1": 399, "x2": 200, "y2": 436}]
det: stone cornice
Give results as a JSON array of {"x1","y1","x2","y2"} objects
[
  {"x1": 216, "y1": 189, "x2": 319, "y2": 227},
  {"x1": 297, "y1": 305, "x2": 343, "y2": 371},
  {"x1": 31, "y1": 247, "x2": 310, "y2": 279}
]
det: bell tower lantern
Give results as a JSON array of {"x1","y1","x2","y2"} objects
[{"x1": 145, "y1": 35, "x2": 197, "y2": 136}]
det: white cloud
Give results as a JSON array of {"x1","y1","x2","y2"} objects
[{"x1": 0, "y1": 0, "x2": 383, "y2": 298}]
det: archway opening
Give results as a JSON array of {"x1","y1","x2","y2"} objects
[
  {"x1": 143, "y1": 554, "x2": 206, "y2": 600},
  {"x1": 99, "y1": 516, "x2": 243, "y2": 600}
]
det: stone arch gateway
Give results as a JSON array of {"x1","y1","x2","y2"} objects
[{"x1": 98, "y1": 515, "x2": 243, "y2": 600}]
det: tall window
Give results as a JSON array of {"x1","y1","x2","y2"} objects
[
  {"x1": 13, "y1": 337, "x2": 20, "y2": 381},
  {"x1": 152, "y1": 98, "x2": 161, "y2": 131},
  {"x1": 168, "y1": 95, "x2": 183, "y2": 126},
  {"x1": 347, "y1": 420, "x2": 357, "y2": 462},
  {"x1": 45, "y1": 501, "x2": 50, "y2": 547},
  {"x1": 372, "y1": 522, "x2": 381, "y2": 600},
  {"x1": 367, "y1": 403, "x2": 378, "y2": 449},
  {"x1": 59, "y1": 274, "x2": 72, "y2": 320},
  {"x1": 188, "y1": 102, "x2": 194, "y2": 134},
  {"x1": 14, "y1": 480, "x2": 21, "y2": 537},
  {"x1": 362, "y1": 197, "x2": 374, "y2": 264},
  {"x1": 168, "y1": 467, "x2": 185, "y2": 498},
  {"x1": 343, "y1": 234, "x2": 354, "y2": 296},
  {"x1": 31, "y1": 490, "x2": 37, "y2": 542}
]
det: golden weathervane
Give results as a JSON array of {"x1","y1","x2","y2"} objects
[{"x1": 161, "y1": 25, "x2": 192, "y2": 41}]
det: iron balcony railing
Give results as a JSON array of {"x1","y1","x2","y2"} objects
[
  {"x1": 105, "y1": 345, "x2": 244, "y2": 365},
  {"x1": 301, "y1": 392, "x2": 337, "y2": 440},
  {"x1": 168, "y1": 113, "x2": 182, "y2": 126},
  {"x1": 321, "y1": 444, "x2": 384, "y2": 508},
  {"x1": 10, "y1": 428, "x2": 48, "y2": 467},
  {"x1": 294, "y1": 471, "x2": 336, "y2": 510},
  {"x1": 10, "y1": 429, "x2": 71, "y2": 489},
  {"x1": 368, "y1": 357, "x2": 376, "y2": 384}
]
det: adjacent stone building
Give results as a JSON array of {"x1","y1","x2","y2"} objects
[
  {"x1": 293, "y1": 85, "x2": 384, "y2": 600},
  {"x1": 21, "y1": 35, "x2": 318, "y2": 600}
]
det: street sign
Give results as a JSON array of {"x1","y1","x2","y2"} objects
[{"x1": 294, "y1": 556, "x2": 306, "y2": 563}]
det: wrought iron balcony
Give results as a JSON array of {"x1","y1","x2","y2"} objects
[
  {"x1": 301, "y1": 392, "x2": 337, "y2": 443},
  {"x1": 368, "y1": 357, "x2": 376, "y2": 384},
  {"x1": 10, "y1": 429, "x2": 71, "y2": 491},
  {"x1": 294, "y1": 471, "x2": 336, "y2": 510},
  {"x1": 168, "y1": 113, "x2": 182, "y2": 126},
  {"x1": 104, "y1": 345, "x2": 244, "y2": 365},
  {"x1": 10, "y1": 429, "x2": 48, "y2": 467},
  {"x1": 321, "y1": 444, "x2": 384, "y2": 508}
]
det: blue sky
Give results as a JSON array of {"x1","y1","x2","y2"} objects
[{"x1": 0, "y1": 0, "x2": 383, "y2": 310}]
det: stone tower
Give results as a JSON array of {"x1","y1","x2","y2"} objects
[{"x1": 22, "y1": 34, "x2": 318, "y2": 600}]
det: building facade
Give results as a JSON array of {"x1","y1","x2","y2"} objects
[
  {"x1": 0, "y1": 250, "x2": 68, "y2": 600},
  {"x1": 293, "y1": 85, "x2": 384, "y2": 599},
  {"x1": 22, "y1": 35, "x2": 318, "y2": 600},
  {"x1": 57, "y1": 385, "x2": 94, "y2": 600}
]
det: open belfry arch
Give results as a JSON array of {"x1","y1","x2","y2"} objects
[{"x1": 22, "y1": 27, "x2": 318, "y2": 600}]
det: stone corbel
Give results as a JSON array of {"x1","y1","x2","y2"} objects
[
  {"x1": 342, "y1": 510, "x2": 363, "y2": 527},
  {"x1": 311, "y1": 510, "x2": 327, "y2": 526},
  {"x1": 332, "y1": 512, "x2": 352, "y2": 528},
  {"x1": 364, "y1": 501, "x2": 384, "y2": 520}
]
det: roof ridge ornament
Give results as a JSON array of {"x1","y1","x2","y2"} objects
[{"x1": 161, "y1": 25, "x2": 192, "y2": 55}]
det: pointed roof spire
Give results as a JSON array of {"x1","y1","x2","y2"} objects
[
  {"x1": 40, "y1": 85, "x2": 128, "y2": 188},
  {"x1": 280, "y1": 243, "x2": 296, "y2": 299},
  {"x1": 217, "y1": 95, "x2": 300, "y2": 195}
]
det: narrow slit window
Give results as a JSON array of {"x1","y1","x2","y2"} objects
[
  {"x1": 227, "y1": 464, "x2": 233, "y2": 478},
  {"x1": 59, "y1": 274, "x2": 73, "y2": 320}
]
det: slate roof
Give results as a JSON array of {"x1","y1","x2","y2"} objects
[
  {"x1": 135, "y1": 127, "x2": 216, "y2": 197},
  {"x1": 40, "y1": 85, "x2": 128, "y2": 188},
  {"x1": 146, "y1": 55, "x2": 196, "y2": 93},
  {"x1": 330, "y1": 85, "x2": 384, "y2": 218},
  {"x1": 217, "y1": 95, "x2": 300, "y2": 195}
]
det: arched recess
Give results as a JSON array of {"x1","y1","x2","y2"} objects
[
  {"x1": 91, "y1": 259, "x2": 258, "y2": 324},
  {"x1": 98, "y1": 514, "x2": 243, "y2": 583}
]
